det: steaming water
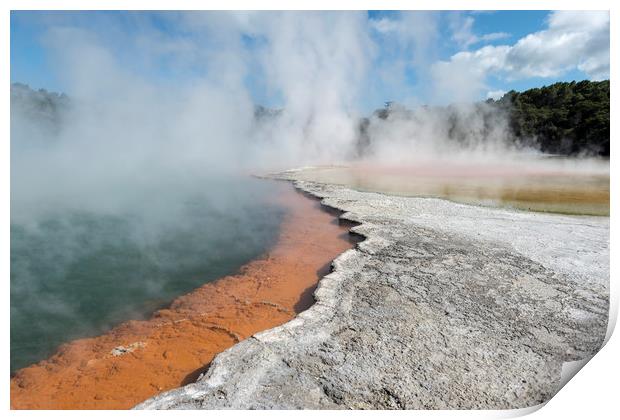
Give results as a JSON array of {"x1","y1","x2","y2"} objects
[
  {"x1": 292, "y1": 158, "x2": 609, "y2": 216},
  {"x1": 10, "y1": 177, "x2": 285, "y2": 373}
]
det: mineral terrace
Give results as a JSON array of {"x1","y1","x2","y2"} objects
[{"x1": 136, "y1": 172, "x2": 609, "y2": 410}]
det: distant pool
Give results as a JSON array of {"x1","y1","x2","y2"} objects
[{"x1": 290, "y1": 158, "x2": 609, "y2": 216}]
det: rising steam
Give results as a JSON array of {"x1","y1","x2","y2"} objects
[
  {"x1": 11, "y1": 11, "x2": 542, "y2": 216},
  {"x1": 10, "y1": 10, "x2": 609, "y2": 372}
]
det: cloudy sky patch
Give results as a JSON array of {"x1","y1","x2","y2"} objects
[{"x1": 11, "y1": 10, "x2": 610, "y2": 112}]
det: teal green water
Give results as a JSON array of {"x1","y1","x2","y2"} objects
[{"x1": 10, "y1": 177, "x2": 285, "y2": 373}]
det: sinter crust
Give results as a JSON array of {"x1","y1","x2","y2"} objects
[{"x1": 136, "y1": 175, "x2": 609, "y2": 410}]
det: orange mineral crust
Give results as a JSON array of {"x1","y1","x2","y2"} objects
[{"x1": 11, "y1": 184, "x2": 357, "y2": 410}]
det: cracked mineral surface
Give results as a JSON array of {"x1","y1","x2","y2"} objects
[{"x1": 136, "y1": 176, "x2": 609, "y2": 410}]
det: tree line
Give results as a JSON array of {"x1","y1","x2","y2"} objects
[
  {"x1": 488, "y1": 80, "x2": 609, "y2": 156},
  {"x1": 12, "y1": 80, "x2": 610, "y2": 157}
]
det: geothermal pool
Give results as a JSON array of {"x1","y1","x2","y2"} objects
[
  {"x1": 10, "y1": 183, "x2": 356, "y2": 409},
  {"x1": 290, "y1": 157, "x2": 609, "y2": 216},
  {"x1": 10, "y1": 157, "x2": 609, "y2": 374},
  {"x1": 10, "y1": 176, "x2": 285, "y2": 373}
]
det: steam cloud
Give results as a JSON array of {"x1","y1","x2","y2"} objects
[
  {"x1": 13, "y1": 11, "x2": 611, "y2": 214},
  {"x1": 9, "y1": 11, "x2": 526, "y2": 214},
  {"x1": 12, "y1": 12, "x2": 373, "y2": 219},
  {"x1": 12, "y1": 9, "x2": 611, "y2": 231},
  {"x1": 10, "y1": 11, "x2": 609, "y2": 371}
]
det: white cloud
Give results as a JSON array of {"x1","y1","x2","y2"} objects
[
  {"x1": 432, "y1": 45, "x2": 510, "y2": 103},
  {"x1": 369, "y1": 17, "x2": 400, "y2": 34},
  {"x1": 449, "y1": 14, "x2": 510, "y2": 49},
  {"x1": 480, "y1": 32, "x2": 510, "y2": 43},
  {"x1": 505, "y1": 11, "x2": 609, "y2": 80},
  {"x1": 432, "y1": 11, "x2": 609, "y2": 102},
  {"x1": 486, "y1": 89, "x2": 506, "y2": 100}
]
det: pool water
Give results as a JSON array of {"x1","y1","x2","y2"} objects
[
  {"x1": 10, "y1": 177, "x2": 286, "y2": 372},
  {"x1": 291, "y1": 158, "x2": 609, "y2": 216}
]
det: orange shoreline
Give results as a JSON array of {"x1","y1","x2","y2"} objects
[{"x1": 10, "y1": 183, "x2": 358, "y2": 410}]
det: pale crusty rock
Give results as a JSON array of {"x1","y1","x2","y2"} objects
[{"x1": 136, "y1": 178, "x2": 609, "y2": 410}]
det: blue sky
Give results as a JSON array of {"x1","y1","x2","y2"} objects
[{"x1": 11, "y1": 10, "x2": 609, "y2": 113}]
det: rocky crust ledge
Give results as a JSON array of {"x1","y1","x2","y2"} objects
[{"x1": 136, "y1": 176, "x2": 609, "y2": 410}]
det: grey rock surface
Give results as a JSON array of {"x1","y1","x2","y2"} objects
[{"x1": 136, "y1": 177, "x2": 609, "y2": 410}]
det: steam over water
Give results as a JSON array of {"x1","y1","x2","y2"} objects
[
  {"x1": 10, "y1": 177, "x2": 285, "y2": 372},
  {"x1": 10, "y1": 11, "x2": 609, "y2": 373}
]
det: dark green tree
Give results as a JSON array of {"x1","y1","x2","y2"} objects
[{"x1": 492, "y1": 80, "x2": 610, "y2": 156}]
